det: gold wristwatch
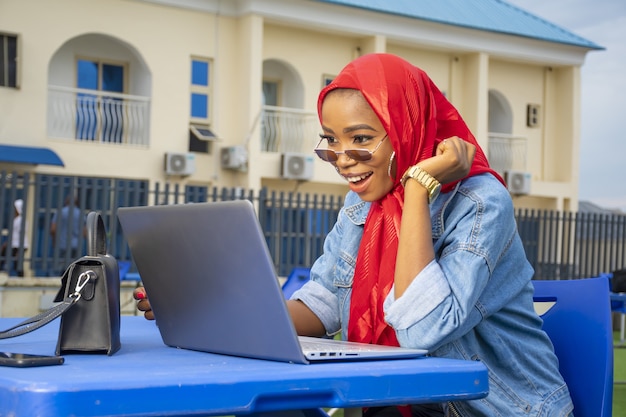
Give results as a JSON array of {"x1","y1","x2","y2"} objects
[{"x1": 401, "y1": 165, "x2": 441, "y2": 204}]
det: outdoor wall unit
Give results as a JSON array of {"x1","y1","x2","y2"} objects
[
  {"x1": 164, "y1": 152, "x2": 196, "y2": 176},
  {"x1": 504, "y1": 170, "x2": 532, "y2": 195},
  {"x1": 220, "y1": 145, "x2": 248, "y2": 171},
  {"x1": 281, "y1": 153, "x2": 314, "y2": 181}
]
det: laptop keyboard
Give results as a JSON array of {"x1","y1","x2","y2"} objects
[{"x1": 299, "y1": 336, "x2": 387, "y2": 352}]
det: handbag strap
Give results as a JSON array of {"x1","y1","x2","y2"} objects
[
  {"x1": 86, "y1": 211, "x2": 107, "y2": 257},
  {"x1": 0, "y1": 270, "x2": 96, "y2": 339}
]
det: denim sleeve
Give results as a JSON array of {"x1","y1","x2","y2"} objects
[
  {"x1": 291, "y1": 192, "x2": 366, "y2": 337},
  {"x1": 291, "y1": 207, "x2": 350, "y2": 336},
  {"x1": 383, "y1": 250, "x2": 489, "y2": 351},
  {"x1": 291, "y1": 227, "x2": 345, "y2": 336},
  {"x1": 383, "y1": 259, "x2": 450, "y2": 329},
  {"x1": 383, "y1": 177, "x2": 530, "y2": 351},
  {"x1": 291, "y1": 279, "x2": 341, "y2": 336}
]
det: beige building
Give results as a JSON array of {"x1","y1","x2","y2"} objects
[{"x1": 0, "y1": 0, "x2": 601, "y2": 211}]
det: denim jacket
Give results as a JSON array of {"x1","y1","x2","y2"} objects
[{"x1": 292, "y1": 174, "x2": 574, "y2": 417}]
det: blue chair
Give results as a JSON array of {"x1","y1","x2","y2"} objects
[
  {"x1": 118, "y1": 260, "x2": 131, "y2": 280},
  {"x1": 281, "y1": 267, "x2": 311, "y2": 299},
  {"x1": 118, "y1": 260, "x2": 142, "y2": 281},
  {"x1": 606, "y1": 271, "x2": 626, "y2": 345},
  {"x1": 532, "y1": 277, "x2": 613, "y2": 417},
  {"x1": 611, "y1": 294, "x2": 626, "y2": 345}
]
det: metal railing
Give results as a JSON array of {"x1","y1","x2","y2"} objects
[
  {"x1": 518, "y1": 209, "x2": 626, "y2": 280},
  {"x1": 260, "y1": 105, "x2": 319, "y2": 153},
  {"x1": 488, "y1": 133, "x2": 527, "y2": 174},
  {"x1": 44, "y1": 95, "x2": 528, "y2": 169},
  {"x1": 2, "y1": 171, "x2": 626, "y2": 280},
  {"x1": 0, "y1": 172, "x2": 344, "y2": 278},
  {"x1": 47, "y1": 85, "x2": 151, "y2": 146}
]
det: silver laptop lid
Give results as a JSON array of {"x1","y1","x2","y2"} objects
[{"x1": 118, "y1": 200, "x2": 309, "y2": 364}]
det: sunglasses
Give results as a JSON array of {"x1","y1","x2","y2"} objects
[{"x1": 314, "y1": 134, "x2": 388, "y2": 162}]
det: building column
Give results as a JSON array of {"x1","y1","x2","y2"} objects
[
  {"x1": 457, "y1": 52, "x2": 489, "y2": 150},
  {"x1": 234, "y1": 14, "x2": 264, "y2": 192},
  {"x1": 358, "y1": 35, "x2": 386, "y2": 56}
]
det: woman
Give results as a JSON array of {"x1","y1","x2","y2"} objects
[{"x1": 136, "y1": 53, "x2": 573, "y2": 416}]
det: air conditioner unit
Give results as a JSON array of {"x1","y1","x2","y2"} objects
[
  {"x1": 281, "y1": 152, "x2": 314, "y2": 181},
  {"x1": 221, "y1": 145, "x2": 248, "y2": 170},
  {"x1": 504, "y1": 170, "x2": 531, "y2": 195},
  {"x1": 164, "y1": 152, "x2": 195, "y2": 176}
]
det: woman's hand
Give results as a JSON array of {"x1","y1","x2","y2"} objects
[
  {"x1": 419, "y1": 137, "x2": 476, "y2": 184},
  {"x1": 133, "y1": 287, "x2": 155, "y2": 320}
]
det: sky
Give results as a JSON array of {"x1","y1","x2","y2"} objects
[{"x1": 505, "y1": 0, "x2": 626, "y2": 212}]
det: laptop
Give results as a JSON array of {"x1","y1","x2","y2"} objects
[{"x1": 117, "y1": 200, "x2": 427, "y2": 364}]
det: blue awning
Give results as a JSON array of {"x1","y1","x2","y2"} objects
[{"x1": 0, "y1": 144, "x2": 64, "y2": 167}]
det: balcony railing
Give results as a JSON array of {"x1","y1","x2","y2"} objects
[
  {"x1": 261, "y1": 105, "x2": 319, "y2": 154},
  {"x1": 488, "y1": 133, "x2": 527, "y2": 174},
  {"x1": 47, "y1": 85, "x2": 151, "y2": 146}
]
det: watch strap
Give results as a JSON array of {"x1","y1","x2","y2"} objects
[{"x1": 401, "y1": 165, "x2": 441, "y2": 203}]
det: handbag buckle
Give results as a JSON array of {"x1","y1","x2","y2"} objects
[{"x1": 71, "y1": 270, "x2": 97, "y2": 301}]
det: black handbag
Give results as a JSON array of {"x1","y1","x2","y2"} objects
[{"x1": 0, "y1": 211, "x2": 121, "y2": 356}]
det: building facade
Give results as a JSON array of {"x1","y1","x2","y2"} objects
[{"x1": 0, "y1": 0, "x2": 601, "y2": 215}]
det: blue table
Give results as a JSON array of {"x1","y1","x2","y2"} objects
[{"x1": 0, "y1": 316, "x2": 488, "y2": 417}]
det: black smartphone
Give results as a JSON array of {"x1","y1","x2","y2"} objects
[{"x1": 0, "y1": 352, "x2": 64, "y2": 368}]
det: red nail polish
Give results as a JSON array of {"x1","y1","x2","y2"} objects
[{"x1": 136, "y1": 292, "x2": 145, "y2": 300}]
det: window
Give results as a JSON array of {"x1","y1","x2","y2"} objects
[
  {"x1": 262, "y1": 80, "x2": 280, "y2": 106},
  {"x1": 77, "y1": 59, "x2": 125, "y2": 92},
  {"x1": 189, "y1": 124, "x2": 218, "y2": 153},
  {"x1": 185, "y1": 185, "x2": 209, "y2": 203},
  {"x1": 190, "y1": 125, "x2": 217, "y2": 141},
  {"x1": 75, "y1": 58, "x2": 126, "y2": 142},
  {"x1": 321, "y1": 74, "x2": 335, "y2": 88},
  {"x1": 0, "y1": 33, "x2": 18, "y2": 88},
  {"x1": 190, "y1": 58, "x2": 212, "y2": 123},
  {"x1": 189, "y1": 58, "x2": 214, "y2": 153}
]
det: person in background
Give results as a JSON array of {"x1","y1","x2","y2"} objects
[
  {"x1": 50, "y1": 195, "x2": 85, "y2": 275},
  {"x1": 135, "y1": 53, "x2": 574, "y2": 416},
  {"x1": 0, "y1": 199, "x2": 29, "y2": 277}
]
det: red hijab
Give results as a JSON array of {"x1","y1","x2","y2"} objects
[{"x1": 318, "y1": 53, "x2": 504, "y2": 347}]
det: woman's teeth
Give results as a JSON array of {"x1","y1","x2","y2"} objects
[{"x1": 346, "y1": 172, "x2": 373, "y2": 183}]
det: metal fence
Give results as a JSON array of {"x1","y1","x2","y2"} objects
[
  {"x1": 517, "y1": 209, "x2": 626, "y2": 280},
  {"x1": 2, "y1": 170, "x2": 626, "y2": 279},
  {"x1": 0, "y1": 171, "x2": 343, "y2": 278}
]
